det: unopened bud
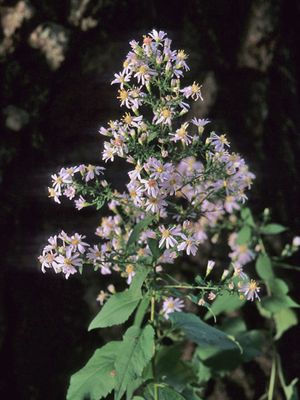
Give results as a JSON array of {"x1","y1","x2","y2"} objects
[
  {"x1": 205, "y1": 260, "x2": 215, "y2": 277},
  {"x1": 198, "y1": 126, "x2": 204, "y2": 135},
  {"x1": 221, "y1": 269, "x2": 229, "y2": 281},
  {"x1": 179, "y1": 108, "x2": 188, "y2": 116},
  {"x1": 107, "y1": 284, "x2": 115, "y2": 294},
  {"x1": 138, "y1": 133, "x2": 147, "y2": 144},
  {"x1": 198, "y1": 298, "x2": 205, "y2": 306},
  {"x1": 211, "y1": 234, "x2": 219, "y2": 244},
  {"x1": 292, "y1": 236, "x2": 300, "y2": 247}
]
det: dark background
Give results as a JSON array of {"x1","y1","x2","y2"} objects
[{"x1": 0, "y1": 0, "x2": 300, "y2": 399}]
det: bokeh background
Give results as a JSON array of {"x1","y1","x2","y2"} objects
[{"x1": 0, "y1": 0, "x2": 300, "y2": 399}]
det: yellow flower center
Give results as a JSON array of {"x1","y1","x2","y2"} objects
[
  {"x1": 123, "y1": 113, "x2": 133, "y2": 125},
  {"x1": 64, "y1": 257, "x2": 72, "y2": 266},
  {"x1": 161, "y1": 108, "x2": 171, "y2": 119},
  {"x1": 191, "y1": 82, "x2": 201, "y2": 93},
  {"x1": 138, "y1": 65, "x2": 148, "y2": 75},
  {"x1": 162, "y1": 230, "x2": 170, "y2": 238},
  {"x1": 126, "y1": 264, "x2": 134, "y2": 274}
]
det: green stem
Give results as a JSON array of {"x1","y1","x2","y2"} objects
[
  {"x1": 267, "y1": 354, "x2": 276, "y2": 400},
  {"x1": 164, "y1": 284, "x2": 219, "y2": 290},
  {"x1": 276, "y1": 353, "x2": 290, "y2": 399}
]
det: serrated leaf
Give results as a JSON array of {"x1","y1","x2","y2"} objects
[
  {"x1": 236, "y1": 225, "x2": 252, "y2": 244},
  {"x1": 170, "y1": 312, "x2": 239, "y2": 352},
  {"x1": 89, "y1": 269, "x2": 148, "y2": 330},
  {"x1": 89, "y1": 291, "x2": 141, "y2": 330},
  {"x1": 204, "y1": 292, "x2": 245, "y2": 320},
  {"x1": 274, "y1": 308, "x2": 298, "y2": 340},
  {"x1": 134, "y1": 296, "x2": 150, "y2": 328},
  {"x1": 255, "y1": 253, "x2": 274, "y2": 280},
  {"x1": 115, "y1": 325, "x2": 155, "y2": 400},
  {"x1": 260, "y1": 224, "x2": 287, "y2": 235},
  {"x1": 67, "y1": 341, "x2": 121, "y2": 400},
  {"x1": 127, "y1": 216, "x2": 154, "y2": 249},
  {"x1": 130, "y1": 268, "x2": 150, "y2": 293}
]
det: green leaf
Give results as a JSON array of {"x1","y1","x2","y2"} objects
[
  {"x1": 255, "y1": 253, "x2": 274, "y2": 280},
  {"x1": 195, "y1": 329, "x2": 264, "y2": 372},
  {"x1": 89, "y1": 269, "x2": 149, "y2": 330},
  {"x1": 115, "y1": 325, "x2": 155, "y2": 400},
  {"x1": 204, "y1": 292, "x2": 245, "y2": 320},
  {"x1": 130, "y1": 268, "x2": 150, "y2": 293},
  {"x1": 260, "y1": 224, "x2": 287, "y2": 235},
  {"x1": 261, "y1": 295, "x2": 300, "y2": 314},
  {"x1": 89, "y1": 290, "x2": 141, "y2": 330},
  {"x1": 155, "y1": 344, "x2": 197, "y2": 392},
  {"x1": 134, "y1": 296, "x2": 150, "y2": 328},
  {"x1": 240, "y1": 207, "x2": 255, "y2": 227},
  {"x1": 274, "y1": 308, "x2": 298, "y2": 340},
  {"x1": 67, "y1": 341, "x2": 121, "y2": 400},
  {"x1": 237, "y1": 330, "x2": 264, "y2": 362},
  {"x1": 236, "y1": 225, "x2": 252, "y2": 244},
  {"x1": 127, "y1": 216, "x2": 154, "y2": 249},
  {"x1": 284, "y1": 378, "x2": 299, "y2": 400},
  {"x1": 269, "y1": 278, "x2": 289, "y2": 296},
  {"x1": 147, "y1": 130, "x2": 159, "y2": 143},
  {"x1": 147, "y1": 238, "x2": 163, "y2": 261},
  {"x1": 170, "y1": 312, "x2": 239, "y2": 353},
  {"x1": 144, "y1": 384, "x2": 186, "y2": 400},
  {"x1": 181, "y1": 386, "x2": 204, "y2": 400},
  {"x1": 132, "y1": 397, "x2": 145, "y2": 400}
]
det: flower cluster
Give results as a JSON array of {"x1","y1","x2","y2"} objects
[
  {"x1": 38, "y1": 231, "x2": 89, "y2": 279},
  {"x1": 48, "y1": 164, "x2": 105, "y2": 208},
  {"x1": 39, "y1": 30, "x2": 261, "y2": 318}
]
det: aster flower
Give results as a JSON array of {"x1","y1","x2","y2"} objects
[
  {"x1": 111, "y1": 70, "x2": 131, "y2": 89},
  {"x1": 87, "y1": 245, "x2": 102, "y2": 264},
  {"x1": 125, "y1": 264, "x2": 136, "y2": 284},
  {"x1": 208, "y1": 132, "x2": 230, "y2": 152},
  {"x1": 153, "y1": 107, "x2": 174, "y2": 126},
  {"x1": 180, "y1": 82, "x2": 203, "y2": 101},
  {"x1": 48, "y1": 187, "x2": 61, "y2": 204},
  {"x1": 177, "y1": 234, "x2": 199, "y2": 256},
  {"x1": 239, "y1": 279, "x2": 261, "y2": 301},
  {"x1": 74, "y1": 195, "x2": 88, "y2": 210},
  {"x1": 170, "y1": 122, "x2": 193, "y2": 145},
  {"x1": 149, "y1": 29, "x2": 167, "y2": 42},
  {"x1": 140, "y1": 178, "x2": 160, "y2": 197},
  {"x1": 224, "y1": 195, "x2": 240, "y2": 213},
  {"x1": 145, "y1": 195, "x2": 167, "y2": 214},
  {"x1": 158, "y1": 225, "x2": 181, "y2": 249},
  {"x1": 96, "y1": 290, "x2": 108, "y2": 305},
  {"x1": 162, "y1": 297, "x2": 184, "y2": 319},
  {"x1": 53, "y1": 248, "x2": 82, "y2": 279},
  {"x1": 69, "y1": 233, "x2": 89, "y2": 254},
  {"x1": 102, "y1": 142, "x2": 116, "y2": 162},
  {"x1": 85, "y1": 165, "x2": 105, "y2": 182}
]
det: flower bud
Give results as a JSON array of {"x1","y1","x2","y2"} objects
[
  {"x1": 198, "y1": 298, "x2": 205, "y2": 306},
  {"x1": 292, "y1": 236, "x2": 300, "y2": 247},
  {"x1": 221, "y1": 269, "x2": 229, "y2": 281},
  {"x1": 205, "y1": 260, "x2": 215, "y2": 277}
]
